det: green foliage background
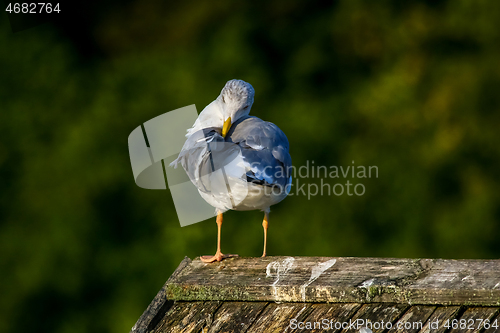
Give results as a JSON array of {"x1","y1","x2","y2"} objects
[{"x1": 1, "y1": 1, "x2": 500, "y2": 332}]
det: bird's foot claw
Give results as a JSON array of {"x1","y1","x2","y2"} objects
[{"x1": 200, "y1": 252, "x2": 238, "y2": 263}]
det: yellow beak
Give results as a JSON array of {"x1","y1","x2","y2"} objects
[{"x1": 222, "y1": 117, "x2": 231, "y2": 138}]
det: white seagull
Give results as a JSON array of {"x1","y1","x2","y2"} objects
[{"x1": 171, "y1": 79, "x2": 292, "y2": 262}]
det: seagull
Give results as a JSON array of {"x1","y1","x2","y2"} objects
[{"x1": 170, "y1": 79, "x2": 292, "y2": 263}]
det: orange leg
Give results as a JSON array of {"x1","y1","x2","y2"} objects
[
  {"x1": 201, "y1": 212, "x2": 238, "y2": 263},
  {"x1": 262, "y1": 211, "x2": 269, "y2": 257}
]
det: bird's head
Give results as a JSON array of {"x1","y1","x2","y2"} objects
[{"x1": 218, "y1": 79, "x2": 255, "y2": 137}]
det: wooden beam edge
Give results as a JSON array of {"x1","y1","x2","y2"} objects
[
  {"x1": 165, "y1": 283, "x2": 500, "y2": 306},
  {"x1": 130, "y1": 256, "x2": 192, "y2": 333},
  {"x1": 164, "y1": 256, "x2": 500, "y2": 306}
]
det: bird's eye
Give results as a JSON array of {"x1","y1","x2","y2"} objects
[{"x1": 243, "y1": 105, "x2": 249, "y2": 109}]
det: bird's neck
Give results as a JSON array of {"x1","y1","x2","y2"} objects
[{"x1": 186, "y1": 99, "x2": 225, "y2": 138}]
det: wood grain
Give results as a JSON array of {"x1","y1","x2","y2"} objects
[
  {"x1": 483, "y1": 312, "x2": 500, "y2": 333},
  {"x1": 341, "y1": 303, "x2": 409, "y2": 333},
  {"x1": 388, "y1": 306, "x2": 437, "y2": 333},
  {"x1": 131, "y1": 257, "x2": 192, "y2": 333},
  {"x1": 165, "y1": 256, "x2": 500, "y2": 305},
  {"x1": 448, "y1": 307, "x2": 499, "y2": 333},
  {"x1": 419, "y1": 306, "x2": 461, "y2": 333},
  {"x1": 206, "y1": 302, "x2": 267, "y2": 333},
  {"x1": 296, "y1": 303, "x2": 362, "y2": 333},
  {"x1": 152, "y1": 301, "x2": 221, "y2": 333},
  {"x1": 246, "y1": 302, "x2": 314, "y2": 333}
]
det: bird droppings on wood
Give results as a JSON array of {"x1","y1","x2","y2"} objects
[
  {"x1": 266, "y1": 257, "x2": 295, "y2": 301},
  {"x1": 300, "y1": 258, "x2": 337, "y2": 302},
  {"x1": 132, "y1": 256, "x2": 500, "y2": 333},
  {"x1": 164, "y1": 257, "x2": 500, "y2": 305}
]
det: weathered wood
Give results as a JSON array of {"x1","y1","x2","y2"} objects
[
  {"x1": 296, "y1": 303, "x2": 362, "y2": 333},
  {"x1": 131, "y1": 256, "x2": 192, "y2": 333},
  {"x1": 448, "y1": 307, "x2": 499, "y2": 333},
  {"x1": 484, "y1": 312, "x2": 500, "y2": 333},
  {"x1": 206, "y1": 302, "x2": 267, "y2": 333},
  {"x1": 165, "y1": 256, "x2": 500, "y2": 306},
  {"x1": 246, "y1": 302, "x2": 314, "y2": 332},
  {"x1": 343, "y1": 303, "x2": 409, "y2": 333},
  {"x1": 152, "y1": 301, "x2": 221, "y2": 333},
  {"x1": 146, "y1": 301, "x2": 500, "y2": 333},
  {"x1": 411, "y1": 259, "x2": 500, "y2": 306},
  {"x1": 388, "y1": 306, "x2": 436, "y2": 333},
  {"x1": 419, "y1": 306, "x2": 461, "y2": 333}
]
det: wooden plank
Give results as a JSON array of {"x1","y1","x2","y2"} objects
[
  {"x1": 388, "y1": 306, "x2": 437, "y2": 333},
  {"x1": 246, "y1": 302, "x2": 314, "y2": 333},
  {"x1": 341, "y1": 303, "x2": 409, "y2": 333},
  {"x1": 165, "y1": 256, "x2": 500, "y2": 305},
  {"x1": 410, "y1": 259, "x2": 500, "y2": 305},
  {"x1": 448, "y1": 307, "x2": 499, "y2": 333},
  {"x1": 152, "y1": 301, "x2": 221, "y2": 333},
  {"x1": 295, "y1": 303, "x2": 362, "y2": 332},
  {"x1": 206, "y1": 302, "x2": 267, "y2": 333},
  {"x1": 131, "y1": 256, "x2": 191, "y2": 333},
  {"x1": 483, "y1": 312, "x2": 500, "y2": 333},
  {"x1": 419, "y1": 306, "x2": 461, "y2": 333}
]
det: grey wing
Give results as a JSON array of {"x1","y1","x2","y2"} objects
[
  {"x1": 227, "y1": 116, "x2": 292, "y2": 190},
  {"x1": 170, "y1": 127, "x2": 244, "y2": 194}
]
